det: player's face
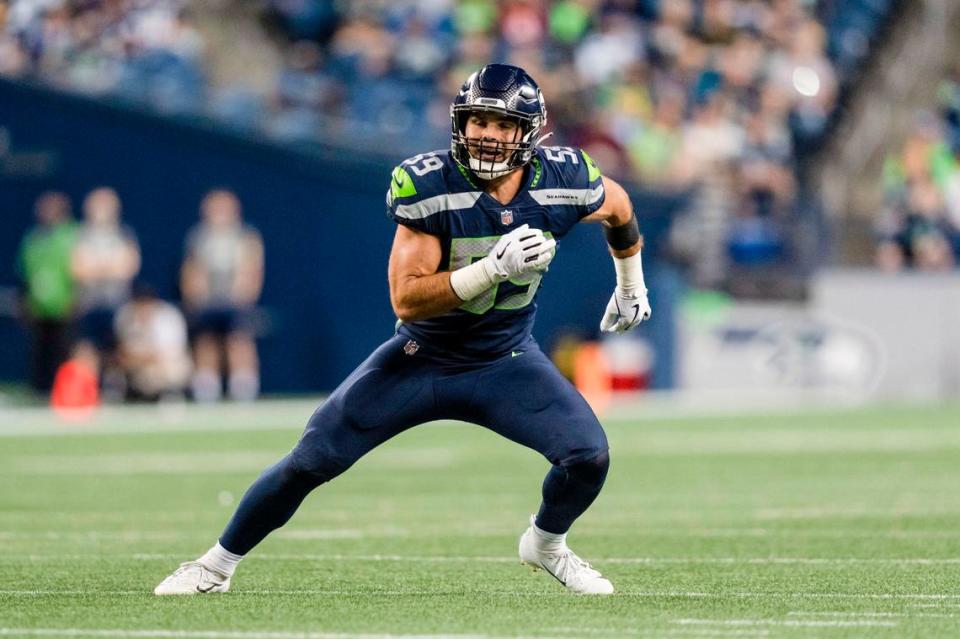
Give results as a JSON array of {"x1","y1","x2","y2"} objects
[{"x1": 464, "y1": 112, "x2": 522, "y2": 162}]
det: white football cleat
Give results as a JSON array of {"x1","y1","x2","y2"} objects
[
  {"x1": 154, "y1": 561, "x2": 231, "y2": 595},
  {"x1": 518, "y1": 515, "x2": 614, "y2": 595}
]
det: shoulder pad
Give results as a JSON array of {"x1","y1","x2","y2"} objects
[
  {"x1": 386, "y1": 151, "x2": 472, "y2": 235},
  {"x1": 536, "y1": 146, "x2": 603, "y2": 189},
  {"x1": 531, "y1": 146, "x2": 605, "y2": 215},
  {"x1": 387, "y1": 151, "x2": 451, "y2": 208}
]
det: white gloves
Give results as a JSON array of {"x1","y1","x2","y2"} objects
[
  {"x1": 600, "y1": 287, "x2": 651, "y2": 333},
  {"x1": 485, "y1": 223, "x2": 556, "y2": 282},
  {"x1": 450, "y1": 224, "x2": 556, "y2": 302},
  {"x1": 599, "y1": 247, "x2": 650, "y2": 333}
]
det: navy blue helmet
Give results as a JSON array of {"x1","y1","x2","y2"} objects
[{"x1": 450, "y1": 64, "x2": 548, "y2": 180}]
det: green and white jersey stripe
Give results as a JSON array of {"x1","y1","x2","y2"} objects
[
  {"x1": 393, "y1": 192, "x2": 483, "y2": 220},
  {"x1": 528, "y1": 184, "x2": 605, "y2": 208}
]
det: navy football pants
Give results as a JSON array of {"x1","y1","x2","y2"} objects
[{"x1": 220, "y1": 334, "x2": 610, "y2": 554}]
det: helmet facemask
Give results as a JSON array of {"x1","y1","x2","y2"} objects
[
  {"x1": 451, "y1": 107, "x2": 543, "y2": 180},
  {"x1": 449, "y1": 64, "x2": 548, "y2": 181}
]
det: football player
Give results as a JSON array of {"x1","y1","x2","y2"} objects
[{"x1": 156, "y1": 64, "x2": 651, "y2": 596}]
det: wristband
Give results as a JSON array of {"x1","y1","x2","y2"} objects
[
  {"x1": 449, "y1": 258, "x2": 500, "y2": 301},
  {"x1": 603, "y1": 214, "x2": 641, "y2": 250},
  {"x1": 613, "y1": 249, "x2": 646, "y2": 293}
]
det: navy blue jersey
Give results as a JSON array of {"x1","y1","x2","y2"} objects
[{"x1": 386, "y1": 146, "x2": 605, "y2": 361}]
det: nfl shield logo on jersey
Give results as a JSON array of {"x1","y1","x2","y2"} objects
[
  {"x1": 500, "y1": 209, "x2": 514, "y2": 225},
  {"x1": 403, "y1": 340, "x2": 420, "y2": 356}
]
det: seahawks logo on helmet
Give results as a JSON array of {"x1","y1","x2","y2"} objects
[{"x1": 450, "y1": 64, "x2": 548, "y2": 181}]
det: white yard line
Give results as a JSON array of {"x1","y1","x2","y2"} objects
[
  {"x1": 0, "y1": 629, "x2": 555, "y2": 639},
  {"x1": 543, "y1": 629, "x2": 768, "y2": 638},
  {"x1": 0, "y1": 631, "x2": 771, "y2": 639},
  {"x1": 0, "y1": 401, "x2": 318, "y2": 437},
  {"x1": 673, "y1": 618, "x2": 898, "y2": 628},
  {"x1": 2, "y1": 590, "x2": 960, "y2": 601},
  {"x1": 753, "y1": 506, "x2": 960, "y2": 520},
  {"x1": 0, "y1": 396, "x2": 955, "y2": 439},
  {"x1": 0, "y1": 628, "x2": 778, "y2": 639},
  {"x1": 4, "y1": 526, "x2": 960, "y2": 541},
  {"x1": 658, "y1": 592, "x2": 960, "y2": 601},
  {"x1": 3, "y1": 449, "x2": 459, "y2": 475},
  {"x1": 8, "y1": 552, "x2": 960, "y2": 567},
  {"x1": 0, "y1": 530, "x2": 402, "y2": 542},
  {"x1": 0, "y1": 590, "x2": 558, "y2": 597},
  {"x1": 788, "y1": 611, "x2": 959, "y2": 619}
]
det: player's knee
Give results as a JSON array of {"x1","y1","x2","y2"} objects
[
  {"x1": 566, "y1": 449, "x2": 610, "y2": 487},
  {"x1": 285, "y1": 445, "x2": 350, "y2": 486}
]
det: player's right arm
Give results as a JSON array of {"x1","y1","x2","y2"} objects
[
  {"x1": 387, "y1": 224, "x2": 460, "y2": 322},
  {"x1": 387, "y1": 223, "x2": 556, "y2": 322}
]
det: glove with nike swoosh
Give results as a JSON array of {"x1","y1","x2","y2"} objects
[
  {"x1": 486, "y1": 223, "x2": 556, "y2": 282},
  {"x1": 449, "y1": 224, "x2": 557, "y2": 303},
  {"x1": 600, "y1": 287, "x2": 651, "y2": 333}
]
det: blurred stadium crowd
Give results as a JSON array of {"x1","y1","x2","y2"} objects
[
  {"x1": 875, "y1": 66, "x2": 960, "y2": 271},
  {"x1": 15, "y1": 187, "x2": 263, "y2": 404},
  {"x1": 7, "y1": 0, "x2": 942, "y2": 401},
  {"x1": 0, "y1": 0, "x2": 902, "y2": 291}
]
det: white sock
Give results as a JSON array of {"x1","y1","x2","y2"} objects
[
  {"x1": 532, "y1": 520, "x2": 567, "y2": 552},
  {"x1": 228, "y1": 369, "x2": 259, "y2": 402},
  {"x1": 192, "y1": 370, "x2": 222, "y2": 403},
  {"x1": 198, "y1": 542, "x2": 244, "y2": 577}
]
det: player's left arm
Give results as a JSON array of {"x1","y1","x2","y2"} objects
[{"x1": 581, "y1": 175, "x2": 651, "y2": 332}]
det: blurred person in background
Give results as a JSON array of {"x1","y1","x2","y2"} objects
[
  {"x1": 269, "y1": 39, "x2": 341, "y2": 141},
  {"x1": 624, "y1": 87, "x2": 693, "y2": 189},
  {"x1": 725, "y1": 110, "x2": 795, "y2": 277},
  {"x1": 879, "y1": 106, "x2": 960, "y2": 270},
  {"x1": 1, "y1": 0, "x2": 205, "y2": 108},
  {"x1": 71, "y1": 187, "x2": 141, "y2": 397},
  {"x1": 875, "y1": 177, "x2": 957, "y2": 272},
  {"x1": 114, "y1": 282, "x2": 191, "y2": 402},
  {"x1": 943, "y1": 138, "x2": 960, "y2": 257},
  {"x1": 0, "y1": 0, "x2": 28, "y2": 76},
  {"x1": 180, "y1": 189, "x2": 264, "y2": 402},
  {"x1": 15, "y1": 191, "x2": 78, "y2": 394},
  {"x1": 668, "y1": 90, "x2": 744, "y2": 289},
  {"x1": 263, "y1": 0, "x2": 339, "y2": 43}
]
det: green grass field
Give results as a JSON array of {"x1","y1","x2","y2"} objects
[{"x1": 2, "y1": 400, "x2": 960, "y2": 638}]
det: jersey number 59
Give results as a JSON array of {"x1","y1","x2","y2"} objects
[
  {"x1": 403, "y1": 153, "x2": 444, "y2": 176},
  {"x1": 449, "y1": 236, "x2": 550, "y2": 314}
]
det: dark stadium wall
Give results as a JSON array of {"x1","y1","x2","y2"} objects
[{"x1": 0, "y1": 79, "x2": 681, "y2": 393}]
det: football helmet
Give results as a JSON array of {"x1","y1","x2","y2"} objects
[{"x1": 451, "y1": 64, "x2": 548, "y2": 180}]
